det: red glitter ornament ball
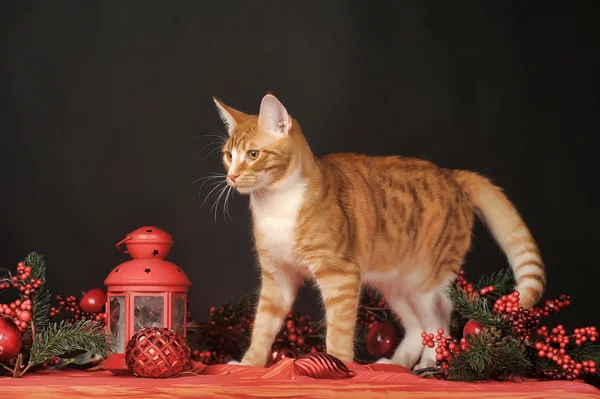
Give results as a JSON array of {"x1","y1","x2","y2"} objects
[
  {"x1": 463, "y1": 319, "x2": 484, "y2": 337},
  {"x1": 0, "y1": 317, "x2": 23, "y2": 361},
  {"x1": 125, "y1": 327, "x2": 191, "y2": 378},
  {"x1": 80, "y1": 288, "x2": 107, "y2": 314},
  {"x1": 366, "y1": 322, "x2": 399, "y2": 357}
]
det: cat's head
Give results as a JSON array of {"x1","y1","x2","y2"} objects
[{"x1": 213, "y1": 94, "x2": 300, "y2": 195}]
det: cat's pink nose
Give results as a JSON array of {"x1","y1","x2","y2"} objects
[{"x1": 228, "y1": 174, "x2": 239, "y2": 182}]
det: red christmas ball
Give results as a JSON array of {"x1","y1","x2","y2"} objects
[
  {"x1": 366, "y1": 322, "x2": 399, "y2": 357},
  {"x1": 0, "y1": 317, "x2": 23, "y2": 361},
  {"x1": 125, "y1": 327, "x2": 191, "y2": 378},
  {"x1": 463, "y1": 319, "x2": 484, "y2": 337},
  {"x1": 80, "y1": 288, "x2": 106, "y2": 314}
]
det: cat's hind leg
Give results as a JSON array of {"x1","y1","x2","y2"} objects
[
  {"x1": 375, "y1": 274, "x2": 454, "y2": 370},
  {"x1": 411, "y1": 275, "x2": 455, "y2": 369},
  {"x1": 375, "y1": 285, "x2": 424, "y2": 369}
]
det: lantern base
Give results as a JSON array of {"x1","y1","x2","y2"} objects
[{"x1": 103, "y1": 354, "x2": 130, "y2": 375}]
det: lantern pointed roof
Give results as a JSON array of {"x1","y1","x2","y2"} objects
[{"x1": 105, "y1": 226, "x2": 191, "y2": 287}]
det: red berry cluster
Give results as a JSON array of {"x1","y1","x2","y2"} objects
[
  {"x1": 40, "y1": 357, "x2": 62, "y2": 369},
  {"x1": 50, "y1": 295, "x2": 107, "y2": 325},
  {"x1": 191, "y1": 348, "x2": 213, "y2": 363},
  {"x1": 493, "y1": 291, "x2": 521, "y2": 314},
  {"x1": 0, "y1": 262, "x2": 43, "y2": 295},
  {"x1": 192, "y1": 305, "x2": 325, "y2": 365},
  {"x1": 456, "y1": 270, "x2": 494, "y2": 300},
  {"x1": 357, "y1": 291, "x2": 401, "y2": 328},
  {"x1": 534, "y1": 325, "x2": 598, "y2": 380},
  {"x1": 538, "y1": 295, "x2": 572, "y2": 317},
  {"x1": 535, "y1": 339, "x2": 597, "y2": 380},
  {"x1": 510, "y1": 307, "x2": 542, "y2": 341},
  {"x1": 0, "y1": 299, "x2": 33, "y2": 331},
  {"x1": 421, "y1": 328, "x2": 468, "y2": 373},
  {"x1": 0, "y1": 261, "x2": 43, "y2": 332},
  {"x1": 274, "y1": 312, "x2": 325, "y2": 353},
  {"x1": 573, "y1": 326, "x2": 598, "y2": 345}
]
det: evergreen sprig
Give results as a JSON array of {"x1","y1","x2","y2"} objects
[
  {"x1": 570, "y1": 342, "x2": 600, "y2": 365},
  {"x1": 474, "y1": 268, "x2": 515, "y2": 302},
  {"x1": 24, "y1": 252, "x2": 51, "y2": 332},
  {"x1": 24, "y1": 252, "x2": 46, "y2": 281},
  {"x1": 446, "y1": 284, "x2": 512, "y2": 333},
  {"x1": 495, "y1": 339, "x2": 533, "y2": 381},
  {"x1": 28, "y1": 320, "x2": 115, "y2": 367},
  {"x1": 446, "y1": 331, "x2": 531, "y2": 382}
]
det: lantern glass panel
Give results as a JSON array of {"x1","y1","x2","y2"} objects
[
  {"x1": 109, "y1": 296, "x2": 126, "y2": 353},
  {"x1": 133, "y1": 296, "x2": 164, "y2": 333},
  {"x1": 171, "y1": 295, "x2": 185, "y2": 335}
]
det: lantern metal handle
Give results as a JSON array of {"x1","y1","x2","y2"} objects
[{"x1": 116, "y1": 236, "x2": 132, "y2": 253}]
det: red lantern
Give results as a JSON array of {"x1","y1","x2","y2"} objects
[{"x1": 103, "y1": 227, "x2": 191, "y2": 373}]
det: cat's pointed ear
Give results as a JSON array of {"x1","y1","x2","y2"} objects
[
  {"x1": 258, "y1": 94, "x2": 292, "y2": 137},
  {"x1": 213, "y1": 96, "x2": 245, "y2": 135}
]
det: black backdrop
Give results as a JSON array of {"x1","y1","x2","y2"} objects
[{"x1": 1, "y1": 1, "x2": 598, "y2": 330}]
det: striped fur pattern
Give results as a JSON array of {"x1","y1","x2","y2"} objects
[{"x1": 212, "y1": 94, "x2": 545, "y2": 369}]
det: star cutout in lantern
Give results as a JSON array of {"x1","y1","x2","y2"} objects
[
  {"x1": 152, "y1": 250, "x2": 159, "y2": 256},
  {"x1": 144, "y1": 268, "x2": 151, "y2": 274}
]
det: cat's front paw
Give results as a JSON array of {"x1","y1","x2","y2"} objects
[
  {"x1": 375, "y1": 357, "x2": 394, "y2": 365},
  {"x1": 227, "y1": 360, "x2": 243, "y2": 365}
]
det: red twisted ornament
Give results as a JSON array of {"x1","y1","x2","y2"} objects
[{"x1": 293, "y1": 352, "x2": 356, "y2": 379}]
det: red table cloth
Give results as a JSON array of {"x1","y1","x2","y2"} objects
[{"x1": 3, "y1": 359, "x2": 600, "y2": 399}]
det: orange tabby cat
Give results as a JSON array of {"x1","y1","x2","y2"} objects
[{"x1": 212, "y1": 93, "x2": 545, "y2": 369}]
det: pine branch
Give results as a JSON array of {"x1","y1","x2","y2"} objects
[
  {"x1": 474, "y1": 268, "x2": 515, "y2": 302},
  {"x1": 24, "y1": 252, "x2": 46, "y2": 281},
  {"x1": 570, "y1": 342, "x2": 600, "y2": 367},
  {"x1": 28, "y1": 320, "x2": 115, "y2": 367},
  {"x1": 447, "y1": 350, "x2": 488, "y2": 382},
  {"x1": 446, "y1": 285, "x2": 512, "y2": 332},
  {"x1": 32, "y1": 285, "x2": 51, "y2": 333},
  {"x1": 24, "y1": 252, "x2": 50, "y2": 332},
  {"x1": 494, "y1": 339, "x2": 532, "y2": 381},
  {"x1": 446, "y1": 331, "x2": 531, "y2": 382},
  {"x1": 464, "y1": 333, "x2": 495, "y2": 373}
]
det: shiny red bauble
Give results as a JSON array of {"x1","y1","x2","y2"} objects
[
  {"x1": 463, "y1": 319, "x2": 484, "y2": 337},
  {"x1": 80, "y1": 288, "x2": 106, "y2": 314},
  {"x1": 125, "y1": 327, "x2": 191, "y2": 378},
  {"x1": 366, "y1": 322, "x2": 399, "y2": 357},
  {"x1": 0, "y1": 317, "x2": 23, "y2": 361}
]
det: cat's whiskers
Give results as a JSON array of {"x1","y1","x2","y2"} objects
[
  {"x1": 197, "y1": 141, "x2": 225, "y2": 157},
  {"x1": 189, "y1": 173, "x2": 226, "y2": 187},
  {"x1": 190, "y1": 174, "x2": 228, "y2": 199},
  {"x1": 223, "y1": 186, "x2": 234, "y2": 223},
  {"x1": 211, "y1": 182, "x2": 231, "y2": 223},
  {"x1": 204, "y1": 145, "x2": 225, "y2": 161},
  {"x1": 189, "y1": 127, "x2": 228, "y2": 142},
  {"x1": 202, "y1": 180, "x2": 229, "y2": 207}
]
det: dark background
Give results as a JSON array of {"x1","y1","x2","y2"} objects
[{"x1": 1, "y1": 1, "x2": 598, "y2": 330}]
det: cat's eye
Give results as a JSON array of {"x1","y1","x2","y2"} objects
[
  {"x1": 247, "y1": 150, "x2": 259, "y2": 160},
  {"x1": 224, "y1": 151, "x2": 232, "y2": 161}
]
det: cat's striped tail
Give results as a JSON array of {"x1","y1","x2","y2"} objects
[{"x1": 453, "y1": 170, "x2": 545, "y2": 308}]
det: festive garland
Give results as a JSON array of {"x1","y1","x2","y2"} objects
[
  {"x1": 0, "y1": 253, "x2": 114, "y2": 377},
  {"x1": 417, "y1": 270, "x2": 599, "y2": 383},
  {"x1": 3, "y1": 252, "x2": 598, "y2": 384},
  {"x1": 187, "y1": 269, "x2": 600, "y2": 385}
]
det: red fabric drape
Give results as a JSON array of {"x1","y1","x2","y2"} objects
[{"x1": 3, "y1": 359, "x2": 600, "y2": 399}]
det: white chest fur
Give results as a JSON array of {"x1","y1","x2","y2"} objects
[{"x1": 251, "y1": 167, "x2": 306, "y2": 266}]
